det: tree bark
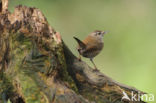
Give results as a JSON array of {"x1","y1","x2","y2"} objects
[{"x1": 0, "y1": 1, "x2": 146, "y2": 103}]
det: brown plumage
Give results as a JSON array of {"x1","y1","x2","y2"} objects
[{"x1": 74, "y1": 30, "x2": 107, "y2": 71}]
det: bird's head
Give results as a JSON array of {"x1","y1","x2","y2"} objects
[{"x1": 90, "y1": 30, "x2": 108, "y2": 39}]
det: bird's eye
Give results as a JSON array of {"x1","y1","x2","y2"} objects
[{"x1": 96, "y1": 32, "x2": 101, "y2": 35}]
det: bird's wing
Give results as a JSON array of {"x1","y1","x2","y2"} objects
[
  {"x1": 85, "y1": 43, "x2": 103, "y2": 53},
  {"x1": 83, "y1": 35, "x2": 103, "y2": 51}
]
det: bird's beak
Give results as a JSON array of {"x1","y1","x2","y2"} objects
[{"x1": 101, "y1": 31, "x2": 109, "y2": 36}]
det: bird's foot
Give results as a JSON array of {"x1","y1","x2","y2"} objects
[
  {"x1": 77, "y1": 57, "x2": 81, "y2": 61},
  {"x1": 92, "y1": 68, "x2": 99, "y2": 72}
]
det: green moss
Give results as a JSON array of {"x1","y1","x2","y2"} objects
[
  {"x1": 17, "y1": 71, "x2": 47, "y2": 103},
  {"x1": 56, "y1": 43, "x2": 78, "y2": 93},
  {"x1": 5, "y1": 33, "x2": 48, "y2": 103},
  {"x1": 0, "y1": 74, "x2": 14, "y2": 102},
  {"x1": 1, "y1": 29, "x2": 79, "y2": 102}
]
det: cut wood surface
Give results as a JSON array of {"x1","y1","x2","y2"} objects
[{"x1": 0, "y1": 1, "x2": 146, "y2": 103}]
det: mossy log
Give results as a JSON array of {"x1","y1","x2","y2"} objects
[{"x1": 0, "y1": 1, "x2": 146, "y2": 103}]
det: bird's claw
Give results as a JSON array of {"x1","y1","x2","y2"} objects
[
  {"x1": 92, "y1": 68, "x2": 99, "y2": 72},
  {"x1": 78, "y1": 57, "x2": 81, "y2": 61}
]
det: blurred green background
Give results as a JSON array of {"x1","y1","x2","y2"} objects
[{"x1": 9, "y1": 0, "x2": 156, "y2": 102}]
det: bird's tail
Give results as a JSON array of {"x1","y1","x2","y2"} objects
[{"x1": 73, "y1": 37, "x2": 86, "y2": 49}]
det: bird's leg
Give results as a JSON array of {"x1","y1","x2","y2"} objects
[
  {"x1": 90, "y1": 58, "x2": 98, "y2": 71},
  {"x1": 78, "y1": 53, "x2": 81, "y2": 61}
]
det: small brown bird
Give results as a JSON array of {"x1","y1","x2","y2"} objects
[{"x1": 74, "y1": 30, "x2": 107, "y2": 71}]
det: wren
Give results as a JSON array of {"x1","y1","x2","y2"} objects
[{"x1": 74, "y1": 30, "x2": 107, "y2": 71}]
